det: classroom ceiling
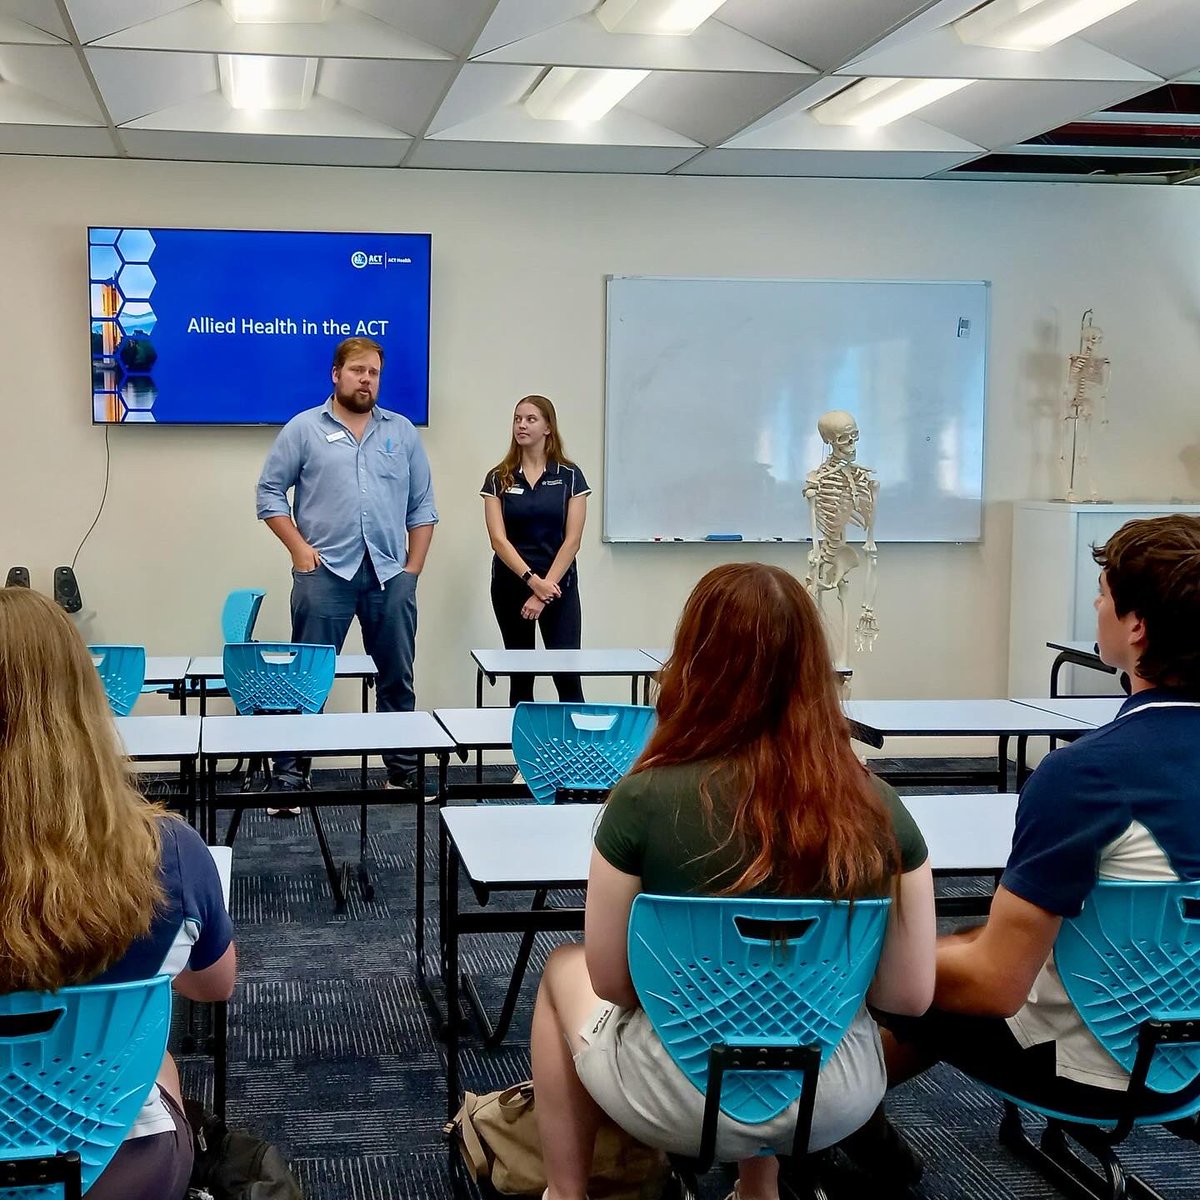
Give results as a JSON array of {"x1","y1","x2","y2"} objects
[{"x1": 1, "y1": 0, "x2": 1198, "y2": 182}]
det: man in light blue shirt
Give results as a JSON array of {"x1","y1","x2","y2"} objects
[{"x1": 256, "y1": 336, "x2": 437, "y2": 794}]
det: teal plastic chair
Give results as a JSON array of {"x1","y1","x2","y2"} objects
[
  {"x1": 512, "y1": 702, "x2": 656, "y2": 804},
  {"x1": 981, "y1": 881, "x2": 1200, "y2": 1200},
  {"x1": 219, "y1": 642, "x2": 342, "y2": 900},
  {"x1": 87, "y1": 645, "x2": 146, "y2": 717},
  {"x1": 628, "y1": 893, "x2": 891, "y2": 1196},
  {"x1": 0, "y1": 975, "x2": 171, "y2": 1199}
]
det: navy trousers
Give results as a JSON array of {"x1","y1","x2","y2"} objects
[
  {"x1": 274, "y1": 555, "x2": 418, "y2": 787},
  {"x1": 490, "y1": 568, "x2": 584, "y2": 706}
]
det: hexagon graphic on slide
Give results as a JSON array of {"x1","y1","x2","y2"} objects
[
  {"x1": 116, "y1": 228, "x2": 155, "y2": 264},
  {"x1": 89, "y1": 228, "x2": 119, "y2": 246},
  {"x1": 89, "y1": 244, "x2": 121, "y2": 282},
  {"x1": 118, "y1": 300, "x2": 157, "y2": 339},
  {"x1": 117, "y1": 263, "x2": 156, "y2": 301}
]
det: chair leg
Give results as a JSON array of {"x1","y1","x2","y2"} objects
[
  {"x1": 309, "y1": 807, "x2": 346, "y2": 910},
  {"x1": 664, "y1": 1156, "x2": 699, "y2": 1200},
  {"x1": 999, "y1": 1103, "x2": 1138, "y2": 1200}
]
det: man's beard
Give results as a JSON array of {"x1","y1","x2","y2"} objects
[{"x1": 338, "y1": 389, "x2": 377, "y2": 414}]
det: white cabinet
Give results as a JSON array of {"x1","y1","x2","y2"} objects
[{"x1": 1008, "y1": 501, "x2": 1200, "y2": 697}]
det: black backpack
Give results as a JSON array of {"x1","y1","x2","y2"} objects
[{"x1": 184, "y1": 1099, "x2": 304, "y2": 1200}]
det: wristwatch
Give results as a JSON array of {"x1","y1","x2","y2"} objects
[{"x1": 520, "y1": 568, "x2": 533, "y2": 583}]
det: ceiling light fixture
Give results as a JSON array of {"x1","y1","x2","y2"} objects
[
  {"x1": 811, "y1": 76, "x2": 975, "y2": 127},
  {"x1": 525, "y1": 66, "x2": 650, "y2": 121},
  {"x1": 222, "y1": 0, "x2": 335, "y2": 23},
  {"x1": 595, "y1": 0, "x2": 728, "y2": 35},
  {"x1": 955, "y1": 0, "x2": 1142, "y2": 52},
  {"x1": 219, "y1": 55, "x2": 318, "y2": 110}
]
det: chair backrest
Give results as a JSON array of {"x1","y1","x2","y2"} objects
[
  {"x1": 87, "y1": 645, "x2": 146, "y2": 717},
  {"x1": 511, "y1": 703, "x2": 656, "y2": 804},
  {"x1": 1057, "y1": 880, "x2": 1200, "y2": 1096},
  {"x1": 220, "y1": 588, "x2": 266, "y2": 645},
  {"x1": 222, "y1": 642, "x2": 336, "y2": 716},
  {"x1": 628, "y1": 894, "x2": 891, "y2": 1125},
  {"x1": 0, "y1": 975, "x2": 172, "y2": 1195}
]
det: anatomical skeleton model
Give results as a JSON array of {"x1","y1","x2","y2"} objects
[
  {"x1": 1060, "y1": 310, "x2": 1110, "y2": 503},
  {"x1": 803, "y1": 411, "x2": 880, "y2": 673}
]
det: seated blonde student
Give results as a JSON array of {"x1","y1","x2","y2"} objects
[
  {"x1": 530, "y1": 563, "x2": 936, "y2": 1200},
  {"x1": 883, "y1": 515, "x2": 1200, "y2": 1123},
  {"x1": 0, "y1": 590, "x2": 236, "y2": 1200}
]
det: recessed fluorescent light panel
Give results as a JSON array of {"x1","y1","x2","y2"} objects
[
  {"x1": 812, "y1": 77, "x2": 974, "y2": 127},
  {"x1": 955, "y1": 0, "x2": 1142, "y2": 52},
  {"x1": 596, "y1": 0, "x2": 728, "y2": 35},
  {"x1": 222, "y1": 0, "x2": 335, "y2": 22},
  {"x1": 219, "y1": 55, "x2": 318, "y2": 110},
  {"x1": 525, "y1": 66, "x2": 650, "y2": 121}
]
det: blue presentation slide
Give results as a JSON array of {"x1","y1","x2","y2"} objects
[{"x1": 88, "y1": 228, "x2": 431, "y2": 426}]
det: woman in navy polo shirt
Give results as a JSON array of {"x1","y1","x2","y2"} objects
[
  {"x1": 0, "y1": 589, "x2": 236, "y2": 1200},
  {"x1": 481, "y1": 395, "x2": 591, "y2": 704}
]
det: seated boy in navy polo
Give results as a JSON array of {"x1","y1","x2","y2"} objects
[{"x1": 883, "y1": 514, "x2": 1200, "y2": 1120}]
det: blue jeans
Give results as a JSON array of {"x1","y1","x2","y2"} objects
[{"x1": 273, "y1": 555, "x2": 419, "y2": 787}]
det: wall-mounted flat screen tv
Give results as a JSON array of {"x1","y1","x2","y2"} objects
[{"x1": 88, "y1": 227, "x2": 431, "y2": 426}]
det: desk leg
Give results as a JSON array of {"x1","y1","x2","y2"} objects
[
  {"x1": 476, "y1": 669, "x2": 484, "y2": 708},
  {"x1": 1016, "y1": 735, "x2": 1032, "y2": 789},
  {"x1": 414, "y1": 753, "x2": 427, "y2": 967},
  {"x1": 1050, "y1": 653, "x2": 1068, "y2": 699},
  {"x1": 445, "y1": 850, "x2": 461, "y2": 1119},
  {"x1": 417, "y1": 757, "x2": 454, "y2": 1040},
  {"x1": 997, "y1": 735, "x2": 1009, "y2": 792}
]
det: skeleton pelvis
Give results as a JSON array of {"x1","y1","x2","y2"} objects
[{"x1": 816, "y1": 543, "x2": 861, "y2": 589}]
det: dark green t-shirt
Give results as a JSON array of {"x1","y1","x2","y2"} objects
[{"x1": 594, "y1": 760, "x2": 927, "y2": 898}]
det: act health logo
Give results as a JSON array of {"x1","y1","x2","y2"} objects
[{"x1": 350, "y1": 250, "x2": 369, "y2": 269}]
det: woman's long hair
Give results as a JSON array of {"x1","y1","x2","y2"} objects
[
  {"x1": 489, "y1": 395, "x2": 576, "y2": 495},
  {"x1": 632, "y1": 563, "x2": 898, "y2": 899},
  {"x1": 0, "y1": 590, "x2": 165, "y2": 992}
]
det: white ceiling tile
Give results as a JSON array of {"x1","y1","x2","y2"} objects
[
  {"x1": 842, "y1": 25, "x2": 1161, "y2": 83},
  {"x1": 920, "y1": 79, "x2": 1161, "y2": 151},
  {"x1": 408, "y1": 137, "x2": 696, "y2": 172},
  {"x1": 476, "y1": 12, "x2": 812, "y2": 72},
  {"x1": 472, "y1": 1, "x2": 594, "y2": 58},
  {"x1": 122, "y1": 88, "x2": 410, "y2": 138},
  {"x1": 424, "y1": 63, "x2": 539, "y2": 136},
  {"x1": 85, "y1": 47, "x2": 219, "y2": 126},
  {"x1": 1082, "y1": 0, "x2": 1200, "y2": 80},
  {"x1": 0, "y1": 45, "x2": 106, "y2": 122},
  {"x1": 64, "y1": 0, "x2": 191, "y2": 45},
  {"x1": 120, "y1": 126, "x2": 409, "y2": 165},
  {"x1": 676, "y1": 146, "x2": 982, "y2": 177},
  {"x1": 0, "y1": 79, "x2": 99, "y2": 125},
  {"x1": 0, "y1": 123, "x2": 117, "y2": 154},
  {"x1": 722, "y1": 104, "x2": 982, "y2": 154},
  {"x1": 346, "y1": 0, "x2": 499, "y2": 57},
  {"x1": 0, "y1": 15, "x2": 62, "y2": 45},
  {"x1": 91, "y1": 0, "x2": 452, "y2": 59},
  {"x1": 316, "y1": 59, "x2": 456, "y2": 135},
  {"x1": 715, "y1": 0, "x2": 934, "y2": 72},
  {"x1": 0, "y1": 0, "x2": 70, "y2": 39},
  {"x1": 621, "y1": 71, "x2": 809, "y2": 147},
  {"x1": 428, "y1": 101, "x2": 700, "y2": 148}
]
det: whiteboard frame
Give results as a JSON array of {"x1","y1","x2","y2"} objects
[{"x1": 602, "y1": 275, "x2": 990, "y2": 545}]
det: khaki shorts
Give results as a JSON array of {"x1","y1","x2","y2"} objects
[{"x1": 573, "y1": 1001, "x2": 885, "y2": 1161}]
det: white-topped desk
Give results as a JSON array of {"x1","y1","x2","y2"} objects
[
  {"x1": 438, "y1": 792, "x2": 1019, "y2": 1112},
  {"x1": 201, "y1": 711, "x2": 453, "y2": 912},
  {"x1": 186, "y1": 652, "x2": 378, "y2": 713},
  {"x1": 845, "y1": 699, "x2": 1095, "y2": 789},
  {"x1": 143, "y1": 656, "x2": 193, "y2": 713},
  {"x1": 1013, "y1": 696, "x2": 1123, "y2": 727},
  {"x1": 434, "y1": 707, "x2": 516, "y2": 752},
  {"x1": 640, "y1": 647, "x2": 671, "y2": 667},
  {"x1": 470, "y1": 648, "x2": 660, "y2": 706},
  {"x1": 1046, "y1": 639, "x2": 1117, "y2": 697},
  {"x1": 117, "y1": 715, "x2": 202, "y2": 819}
]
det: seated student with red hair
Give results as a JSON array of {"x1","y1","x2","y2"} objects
[{"x1": 530, "y1": 562, "x2": 937, "y2": 1200}]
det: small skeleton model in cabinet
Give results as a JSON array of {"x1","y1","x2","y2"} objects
[
  {"x1": 803, "y1": 411, "x2": 879, "y2": 674},
  {"x1": 1060, "y1": 310, "x2": 1110, "y2": 503}
]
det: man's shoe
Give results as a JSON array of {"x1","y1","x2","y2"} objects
[
  {"x1": 266, "y1": 807, "x2": 302, "y2": 818},
  {"x1": 385, "y1": 769, "x2": 420, "y2": 791},
  {"x1": 830, "y1": 1104, "x2": 923, "y2": 1196}
]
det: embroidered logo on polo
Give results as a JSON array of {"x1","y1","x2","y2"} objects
[{"x1": 542, "y1": 479, "x2": 564, "y2": 486}]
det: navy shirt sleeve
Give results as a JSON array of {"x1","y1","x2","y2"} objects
[
  {"x1": 169, "y1": 821, "x2": 234, "y2": 971},
  {"x1": 480, "y1": 471, "x2": 500, "y2": 498},
  {"x1": 1000, "y1": 742, "x2": 1131, "y2": 918},
  {"x1": 567, "y1": 464, "x2": 591, "y2": 497}
]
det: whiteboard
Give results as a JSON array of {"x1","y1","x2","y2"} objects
[{"x1": 603, "y1": 277, "x2": 988, "y2": 543}]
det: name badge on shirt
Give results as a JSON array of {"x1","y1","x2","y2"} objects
[
  {"x1": 326, "y1": 430, "x2": 348, "y2": 443},
  {"x1": 506, "y1": 486, "x2": 525, "y2": 495}
]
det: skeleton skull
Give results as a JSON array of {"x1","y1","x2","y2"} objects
[{"x1": 817, "y1": 410, "x2": 859, "y2": 463}]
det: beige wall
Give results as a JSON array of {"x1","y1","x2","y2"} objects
[{"x1": 2, "y1": 156, "x2": 1198, "y2": 713}]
